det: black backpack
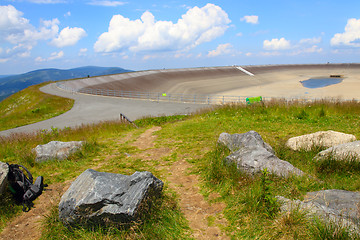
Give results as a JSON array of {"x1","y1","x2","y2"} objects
[{"x1": 6, "y1": 163, "x2": 46, "y2": 212}]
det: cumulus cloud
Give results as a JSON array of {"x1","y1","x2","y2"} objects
[
  {"x1": 207, "y1": 43, "x2": 232, "y2": 57},
  {"x1": 263, "y1": 38, "x2": 291, "y2": 50},
  {"x1": 241, "y1": 15, "x2": 259, "y2": 24},
  {"x1": 87, "y1": 1, "x2": 127, "y2": 7},
  {"x1": 331, "y1": 18, "x2": 360, "y2": 47},
  {"x1": 51, "y1": 27, "x2": 87, "y2": 47},
  {"x1": 0, "y1": 5, "x2": 86, "y2": 61},
  {"x1": 94, "y1": 3, "x2": 231, "y2": 53},
  {"x1": 35, "y1": 50, "x2": 64, "y2": 62}
]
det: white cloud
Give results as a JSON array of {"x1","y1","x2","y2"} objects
[
  {"x1": 0, "y1": 5, "x2": 86, "y2": 62},
  {"x1": 207, "y1": 43, "x2": 232, "y2": 57},
  {"x1": 331, "y1": 18, "x2": 360, "y2": 47},
  {"x1": 290, "y1": 45, "x2": 323, "y2": 55},
  {"x1": 245, "y1": 52, "x2": 252, "y2": 56},
  {"x1": 0, "y1": 5, "x2": 32, "y2": 40},
  {"x1": 26, "y1": 0, "x2": 67, "y2": 3},
  {"x1": 299, "y1": 37, "x2": 321, "y2": 45},
  {"x1": 35, "y1": 50, "x2": 64, "y2": 62},
  {"x1": 51, "y1": 27, "x2": 87, "y2": 47},
  {"x1": 94, "y1": 3, "x2": 231, "y2": 53},
  {"x1": 78, "y1": 48, "x2": 88, "y2": 56},
  {"x1": 236, "y1": 32, "x2": 243, "y2": 37},
  {"x1": 64, "y1": 11, "x2": 71, "y2": 17},
  {"x1": 142, "y1": 55, "x2": 152, "y2": 60},
  {"x1": 241, "y1": 15, "x2": 259, "y2": 24},
  {"x1": 87, "y1": 1, "x2": 127, "y2": 7},
  {"x1": 263, "y1": 38, "x2": 291, "y2": 50}
]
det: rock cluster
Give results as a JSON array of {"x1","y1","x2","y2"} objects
[
  {"x1": 34, "y1": 141, "x2": 84, "y2": 162},
  {"x1": 218, "y1": 131, "x2": 304, "y2": 178},
  {"x1": 59, "y1": 169, "x2": 163, "y2": 226}
]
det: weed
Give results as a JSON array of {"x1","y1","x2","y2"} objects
[{"x1": 260, "y1": 168, "x2": 279, "y2": 218}]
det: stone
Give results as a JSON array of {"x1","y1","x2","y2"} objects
[
  {"x1": 315, "y1": 141, "x2": 360, "y2": 161},
  {"x1": 286, "y1": 130, "x2": 356, "y2": 151},
  {"x1": 218, "y1": 131, "x2": 304, "y2": 178},
  {"x1": 0, "y1": 162, "x2": 9, "y2": 196},
  {"x1": 277, "y1": 189, "x2": 360, "y2": 232},
  {"x1": 34, "y1": 141, "x2": 84, "y2": 162},
  {"x1": 59, "y1": 169, "x2": 163, "y2": 226},
  {"x1": 218, "y1": 131, "x2": 275, "y2": 154}
]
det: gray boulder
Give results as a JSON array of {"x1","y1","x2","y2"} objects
[
  {"x1": 286, "y1": 130, "x2": 356, "y2": 151},
  {"x1": 218, "y1": 131, "x2": 304, "y2": 178},
  {"x1": 315, "y1": 141, "x2": 360, "y2": 161},
  {"x1": 59, "y1": 169, "x2": 163, "y2": 226},
  {"x1": 0, "y1": 162, "x2": 9, "y2": 195},
  {"x1": 277, "y1": 189, "x2": 360, "y2": 232},
  {"x1": 34, "y1": 141, "x2": 84, "y2": 162},
  {"x1": 218, "y1": 131, "x2": 275, "y2": 154}
]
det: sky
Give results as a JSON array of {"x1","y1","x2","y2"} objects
[{"x1": 0, "y1": 0, "x2": 360, "y2": 74}]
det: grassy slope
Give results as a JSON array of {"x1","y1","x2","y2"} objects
[
  {"x1": 0, "y1": 82, "x2": 74, "y2": 131},
  {"x1": 1, "y1": 95, "x2": 360, "y2": 238}
]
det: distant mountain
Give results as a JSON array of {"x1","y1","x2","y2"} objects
[{"x1": 0, "y1": 66, "x2": 132, "y2": 101}]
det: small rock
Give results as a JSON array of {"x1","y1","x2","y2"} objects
[
  {"x1": 0, "y1": 162, "x2": 9, "y2": 196},
  {"x1": 218, "y1": 131, "x2": 304, "y2": 178},
  {"x1": 34, "y1": 141, "x2": 84, "y2": 162},
  {"x1": 286, "y1": 130, "x2": 356, "y2": 151},
  {"x1": 59, "y1": 169, "x2": 163, "y2": 226},
  {"x1": 315, "y1": 141, "x2": 360, "y2": 161}
]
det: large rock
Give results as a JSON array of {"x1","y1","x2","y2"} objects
[
  {"x1": 286, "y1": 130, "x2": 356, "y2": 151},
  {"x1": 59, "y1": 169, "x2": 163, "y2": 226},
  {"x1": 218, "y1": 131, "x2": 304, "y2": 178},
  {"x1": 34, "y1": 141, "x2": 84, "y2": 162},
  {"x1": 277, "y1": 189, "x2": 360, "y2": 232},
  {"x1": 315, "y1": 141, "x2": 360, "y2": 161},
  {"x1": 0, "y1": 162, "x2": 9, "y2": 195}
]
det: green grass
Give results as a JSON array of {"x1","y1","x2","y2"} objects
[
  {"x1": 0, "y1": 82, "x2": 74, "y2": 131},
  {"x1": 1, "y1": 94, "x2": 360, "y2": 238}
]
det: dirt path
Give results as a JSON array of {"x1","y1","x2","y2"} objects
[
  {"x1": 1, "y1": 126, "x2": 228, "y2": 240},
  {"x1": 131, "y1": 127, "x2": 229, "y2": 239},
  {"x1": 0, "y1": 182, "x2": 70, "y2": 240}
]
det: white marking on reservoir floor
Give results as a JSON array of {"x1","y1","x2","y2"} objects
[{"x1": 236, "y1": 66, "x2": 255, "y2": 76}]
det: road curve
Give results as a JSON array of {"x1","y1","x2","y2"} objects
[{"x1": 0, "y1": 83, "x2": 209, "y2": 137}]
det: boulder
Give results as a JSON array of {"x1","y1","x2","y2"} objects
[
  {"x1": 286, "y1": 130, "x2": 356, "y2": 151},
  {"x1": 277, "y1": 189, "x2": 360, "y2": 232},
  {"x1": 218, "y1": 131, "x2": 275, "y2": 154},
  {"x1": 34, "y1": 141, "x2": 84, "y2": 162},
  {"x1": 218, "y1": 131, "x2": 304, "y2": 178},
  {"x1": 59, "y1": 169, "x2": 163, "y2": 226},
  {"x1": 0, "y1": 162, "x2": 9, "y2": 195},
  {"x1": 315, "y1": 141, "x2": 360, "y2": 161}
]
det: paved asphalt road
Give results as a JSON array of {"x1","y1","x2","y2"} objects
[{"x1": 0, "y1": 83, "x2": 210, "y2": 137}]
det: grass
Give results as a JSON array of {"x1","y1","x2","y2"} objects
[
  {"x1": 1, "y1": 91, "x2": 360, "y2": 238},
  {"x1": 0, "y1": 82, "x2": 74, "y2": 131}
]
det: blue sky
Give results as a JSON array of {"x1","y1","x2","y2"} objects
[{"x1": 1, "y1": 0, "x2": 360, "y2": 74}]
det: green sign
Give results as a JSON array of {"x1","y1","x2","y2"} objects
[
  {"x1": 246, "y1": 96, "x2": 262, "y2": 105},
  {"x1": 162, "y1": 93, "x2": 167, "y2": 97}
]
